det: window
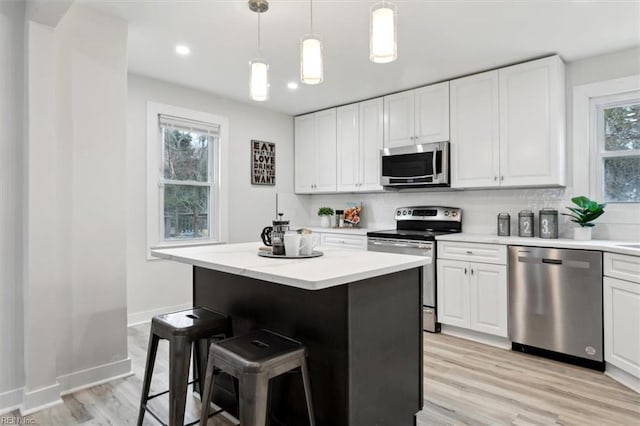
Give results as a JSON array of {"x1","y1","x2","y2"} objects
[
  {"x1": 592, "y1": 93, "x2": 640, "y2": 203},
  {"x1": 160, "y1": 115, "x2": 217, "y2": 240},
  {"x1": 147, "y1": 103, "x2": 228, "y2": 254}
]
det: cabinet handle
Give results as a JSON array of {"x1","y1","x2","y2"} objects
[
  {"x1": 494, "y1": 176, "x2": 497, "y2": 181},
  {"x1": 464, "y1": 268, "x2": 468, "y2": 275},
  {"x1": 466, "y1": 250, "x2": 473, "y2": 254},
  {"x1": 500, "y1": 176, "x2": 504, "y2": 181},
  {"x1": 470, "y1": 268, "x2": 474, "y2": 275}
]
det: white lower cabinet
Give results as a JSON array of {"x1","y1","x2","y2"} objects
[
  {"x1": 604, "y1": 252, "x2": 640, "y2": 381},
  {"x1": 437, "y1": 245, "x2": 508, "y2": 338},
  {"x1": 319, "y1": 233, "x2": 366, "y2": 250}
]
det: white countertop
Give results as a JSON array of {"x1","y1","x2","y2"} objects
[
  {"x1": 151, "y1": 242, "x2": 428, "y2": 290},
  {"x1": 436, "y1": 233, "x2": 640, "y2": 257}
]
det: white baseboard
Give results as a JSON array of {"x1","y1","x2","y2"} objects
[
  {"x1": 127, "y1": 302, "x2": 192, "y2": 327},
  {"x1": 20, "y1": 383, "x2": 62, "y2": 416},
  {"x1": 12, "y1": 358, "x2": 133, "y2": 416},
  {"x1": 605, "y1": 363, "x2": 640, "y2": 394},
  {"x1": 440, "y1": 325, "x2": 511, "y2": 349},
  {"x1": 0, "y1": 387, "x2": 23, "y2": 416},
  {"x1": 58, "y1": 358, "x2": 133, "y2": 395}
]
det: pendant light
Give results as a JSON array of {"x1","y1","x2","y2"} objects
[
  {"x1": 300, "y1": 0, "x2": 323, "y2": 85},
  {"x1": 249, "y1": 0, "x2": 269, "y2": 101},
  {"x1": 370, "y1": 1, "x2": 397, "y2": 63}
]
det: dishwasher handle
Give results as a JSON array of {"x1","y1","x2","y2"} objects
[{"x1": 542, "y1": 258, "x2": 563, "y2": 265}]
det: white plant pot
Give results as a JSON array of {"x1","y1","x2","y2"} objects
[
  {"x1": 574, "y1": 227, "x2": 592, "y2": 241},
  {"x1": 320, "y1": 215, "x2": 331, "y2": 228}
]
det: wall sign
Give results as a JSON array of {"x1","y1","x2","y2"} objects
[{"x1": 251, "y1": 140, "x2": 276, "y2": 185}]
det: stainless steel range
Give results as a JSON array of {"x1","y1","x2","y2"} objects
[{"x1": 367, "y1": 206, "x2": 462, "y2": 333}]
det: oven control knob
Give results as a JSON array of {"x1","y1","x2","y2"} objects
[
  {"x1": 407, "y1": 210, "x2": 412, "y2": 216},
  {"x1": 444, "y1": 210, "x2": 449, "y2": 216},
  {"x1": 396, "y1": 209, "x2": 401, "y2": 216},
  {"x1": 452, "y1": 211, "x2": 457, "y2": 217},
  {"x1": 402, "y1": 210, "x2": 407, "y2": 215}
]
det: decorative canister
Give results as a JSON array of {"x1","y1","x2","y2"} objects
[
  {"x1": 497, "y1": 213, "x2": 511, "y2": 236},
  {"x1": 539, "y1": 208, "x2": 558, "y2": 239},
  {"x1": 518, "y1": 210, "x2": 534, "y2": 237}
]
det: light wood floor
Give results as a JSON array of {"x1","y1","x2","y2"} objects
[{"x1": 8, "y1": 325, "x2": 639, "y2": 425}]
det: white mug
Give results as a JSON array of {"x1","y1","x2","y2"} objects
[
  {"x1": 284, "y1": 231, "x2": 301, "y2": 257},
  {"x1": 300, "y1": 233, "x2": 320, "y2": 256}
]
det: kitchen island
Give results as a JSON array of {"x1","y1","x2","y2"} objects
[{"x1": 151, "y1": 242, "x2": 428, "y2": 426}]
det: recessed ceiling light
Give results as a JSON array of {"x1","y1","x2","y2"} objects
[
  {"x1": 175, "y1": 45, "x2": 190, "y2": 56},
  {"x1": 287, "y1": 82, "x2": 299, "y2": 90}
]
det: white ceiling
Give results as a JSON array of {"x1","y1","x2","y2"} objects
[{"x1": 80, "y1": 0, "x2": 640, "y2": 115}]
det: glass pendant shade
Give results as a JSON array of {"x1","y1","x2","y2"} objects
[
  {"x1": 300, "y1": 34, "x2": 323, "y2": 85},
  {"x1": 250, "y1": 58, "x2": 269, "y2": 101},
  {"x1": 370, "y1": 2, "x2": 397, "y2": 63}
]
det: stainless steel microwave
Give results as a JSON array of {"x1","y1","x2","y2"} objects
[{"x1": 381, "y1": 142, "x2": 450, "y2": 188}]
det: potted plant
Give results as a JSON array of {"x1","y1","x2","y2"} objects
[
  {"x1": 562, "y1": 196, "x2": 606, "y2": 241},
  {"x1": 317, "y1": 207, "x2": 334, "y2": 228}
]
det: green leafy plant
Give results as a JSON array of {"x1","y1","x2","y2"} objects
[
  {"x1": 562, "y1": 196, "x2": 606, "y2": 228},
  {"x1": 317, "y1": 207, "x2": 334, "y2": 216}
]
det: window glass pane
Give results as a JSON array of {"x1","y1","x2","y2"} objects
[
  {"x1": 603, "y1": 156, "x2": 640, "y2": 203},
  {"x1": 162, "y1": 129, "x2": 210, "y2": 181},
  {"x1": 163, "y1": 184, "x2": 210, "y2": 240},
  {"x1": 604, "y1": 104, "x2": 640, "y2": 151}
]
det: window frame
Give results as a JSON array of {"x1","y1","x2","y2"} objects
[
  {"x1": 146, "y1": 102, "x2": 228, "y2": 258},
  {"x1": 591, "y1": 92, "x2": 640, "y2": 204}
]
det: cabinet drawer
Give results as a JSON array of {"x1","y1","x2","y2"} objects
[
  {"x1": 604, "y1": 253, "x2": 640, "y2": 284},
  {"x1": 438, "y1": 241, "x2": 506, "y2": 265},
  {"x1": 321, "y1": 233, "x2": 366, "y2": 250}
]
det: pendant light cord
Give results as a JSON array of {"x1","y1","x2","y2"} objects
[
  {"x1": 258, "y1": 12, "x2": 261, "y2": 55},
  {"x1": 310, "y1": 0, "x2": 313, "y2": 33}
]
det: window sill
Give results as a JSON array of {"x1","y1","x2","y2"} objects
[{"x1": 147, "y1": 240, "x2": 227, "y2": 261}]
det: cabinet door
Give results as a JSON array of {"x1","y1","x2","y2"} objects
[
  {"x1": 414, "y1": 82, "x2": 450, "y2": 144},
  {"x1": 450, "y1": 71, "x2": 500, "y2": 188},
  {"x1": 499, "y1": 56, "x2": 565, "y2": 187},
  {"x1": 437, "y1": 259, "x2": 470, "y2": 328},
  {"x1": 314, "y1": 109, "x2": 337, "y2": 192},
  {"x1": 469, "y1": 263, "x2": 508, "y2": 337},
  {"x1": 604, "y1": 277, "x2": 640, "y2": 377},
  {"x1": 294, "y1": 114, "x2": 316, "y2": 193},
  {"x1": 359, "y1": 98, "x2": 383, "y2": 191},
  {"x1": 384, "y1": 90, "x2": 415, "y2": 148},
  {"x1": 336, "y1": 104, "x2": 360, "y2": 192}
]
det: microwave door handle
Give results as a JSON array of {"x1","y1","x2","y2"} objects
[
  {"x1": 432, "y1": 151, "x2": 437, "y2": 176},
  {"x1": 387, "y1": 174, "x2": 434, "y2": 179}
]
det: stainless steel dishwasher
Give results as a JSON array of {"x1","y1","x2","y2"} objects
[{"x1": 508, "y1": 246, "x2": 604, "y2": 370}]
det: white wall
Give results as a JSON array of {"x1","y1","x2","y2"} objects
[
  {"x1": 18, "y1": 4, "x2": 131, "y2": 414},
  {"x1": 0, "y1": 0, "x2": 25, "y2": 410},
  {"x1": 307, "y1": 48, "x2": 640, "y2": 241},
  {"x1": 126, "y1": 74, "x2": 300, "y2": 324}
]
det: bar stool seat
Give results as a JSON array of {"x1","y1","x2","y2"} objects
[
  {"x1": 137, "y1": 307, "x2": 232, "y2": 426},
  {"x1": 200, "y1": 329, "x2": 315, "y2": 426}
]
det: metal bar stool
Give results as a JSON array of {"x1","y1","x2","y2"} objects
[
  {"x1": 200, "y1": 329, "x2": 315, "y2": 426},
  {"x1": 137, "y1": 307, "x2": 233, "y2": 426}
]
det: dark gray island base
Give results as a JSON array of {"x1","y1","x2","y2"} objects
[{"x1": 193, "y1": 266, "x2": 423, "y2": 426}]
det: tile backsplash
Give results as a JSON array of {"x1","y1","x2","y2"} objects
[{"x1": 303, "y1": 187, "x2": 639, "y2": 242}]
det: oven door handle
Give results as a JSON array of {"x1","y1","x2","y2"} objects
[{"x1": 369, "y1": 241, "x2": 433, "y2": 250}]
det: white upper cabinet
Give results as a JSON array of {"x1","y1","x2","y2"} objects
[
  {"x1": 294, "y1": 109, "x2": 337, "y2": 194},
  {"x1": 359, "y1": 98, "x2": 384, "y2": 191},
  {"x1": 337, "y1": 98, "x2": 383, "y2": 192},
  {"x1": 415, "y1": 82, "x2": 450, "y2": 144},
  {"x1": 499, "y1": 56, "x2": 566, "y2": 187},
  {"x1": 450, "y1": 71, "x2": 500, "y2": 188},
  {"x1": 384, "y1": 91, "x2": 415, "y2": 148},
  {"x1": 384, "y1": 82, "x2": 450, "y2": 149},
  {"x1": 450, "y1": 55, "x2": 566, "y2": 189}
]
